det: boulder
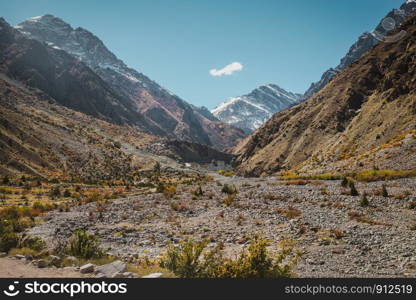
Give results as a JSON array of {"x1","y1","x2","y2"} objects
[
  {"x1": 142, "y1": 272, "x2": 163, "y2": 278},
  {"x1": 80, "y1": 263, "x2": 95, "y2": 274},
  {"x1": 49, "y1": 255, "x2": 61, "y2": 266},
  {"x1": 65, "y1": 256, "x2": 77, "y2": 266},
  {"x1": 34, "y1": 259, "x2": 47, "y2": 268},
  {"x1": 0, "y1": 252, "x2": 7, "y2": 258},
  {"x1": 95, "y1": 260, "x2": 127, "y2": 277}
]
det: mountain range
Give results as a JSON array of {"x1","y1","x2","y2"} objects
[
  {"x1": 213, "y1": 0, "x2": 416, "y2": 133},
  {"x1": 11, "y1": 15, "x2": 245, "y2": 150},
  {"x1": 233, "y1": 13, "x2": 416, "y2": 176}
]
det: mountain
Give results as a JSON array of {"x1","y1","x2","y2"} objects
[
  {"x1": 233, "y1": 14, "x2": 416, "y2": 176},
  {"x1": 303, "y1": 0, "x2": 416, "y2": 100},
  {"x1": 211, "y1": 84, "x2": 301, "y2": 133},
  {"x1": 13, "y1": 15, "x2": 245, "y2": 150}
]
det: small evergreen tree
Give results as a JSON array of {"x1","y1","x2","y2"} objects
[
  {"x1": 381, "y1": 184, "x2": 389, "y2": 197},
  {"x1": 341, "y1": 177, "x2": 348, "y2": 188},
  {"x1": 360, "y1": 193, "x2": 369, "y2": 207},
  {"x1": 349, "y1": 181, "x2": 359, "y2": 196},
  {"x1": 2, "y1": 176, "x2": 9, "y2": 185}
]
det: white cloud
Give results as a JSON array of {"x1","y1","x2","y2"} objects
[{"x1": 209, "y1": 62, "x2": 243, "y2": 77}]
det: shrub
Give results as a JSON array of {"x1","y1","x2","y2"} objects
[
  {"x1": 349, "y1": 181, "x2": 359, "y2": 196},
  {"x1": 18, "y1": 234, "x2": 45, "y2": 251},
  {"x1": 63, "y1": 189, "x2": 71, "y2": 197},
  {"x1": 49, "y1": 186, "x2": 61, "y2": 198},
  {"x1": 66, "y1": 230, "x2": 104, "y2": 259},
  {"x1": 163, "y1": 185, "x2": 176, "y2": 199},
  {"x1": 221, "y1": 184, "x2": 237, "y2": 195},
  {"x1": 223, "y1": 194, "x2": 236, "y2": 207},
  {"x1": 192, "y1": 186, "x2": 204, "y2": 197},
  {"x1": 2, "y1": 176, "x2": 10, "y2": 185},
  {"x1": 0, "y1": 232, "x2": 19, "y2": 252},
  {"x1": 218, "y1": 170, "x2": 235, "y2": 177},
  {"x1": 160, "y1": 237, "x2": 299, "y2": 278},
  {"x1": 360, "y1": 193, "x2": 369, "y2": 207},
  {"x1": 341, "y1": 177, "x2": 349, "y2": 188},
  {"x1": 153, "y1": 162, "x2": 161, "y2": 174},
  {"x1": 156, "y1": 182, "x2": 165, "y2": 193}
]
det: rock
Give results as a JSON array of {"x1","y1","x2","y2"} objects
[
  {"x1": 122, "y1": 272, "x2": 136, "y2": 278},
  {"x1": 80, "y1": 263, "x2": 95, "y2": 274},
  {"x1": 14, "y1": 254, "x2": 25, "y2": 260},
  {"x1": 95, "y1": 260, "x2": 127, "y2": 277},
  {"x1": 65, "y1": 256, "x2": 77, "y2": 266},
  {"x1": 34, "y1": 259, "x2": 48, "y2": 268},
  {"x1": 332, "y1": 248, "x2": 346, "y2": 255},
  {"x1": 49, "y1": 255, "x2": 61, "y2": 266},
  {"x1": 0, "y1": 252, "x2": 7, "y2": 258},
  {"x1": 111, "y1": 272, "x2": 125, "y2": 278},
  {"x1": 25, "y1": 254, "x2": 33, "y2": 261},
  {"x1": 142, "y1": 272, "x2": 163, "y2": 278}
]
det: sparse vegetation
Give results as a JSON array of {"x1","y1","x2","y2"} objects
[{"x1": 160, "y1": 237, "x2": 299, "y2": 278}]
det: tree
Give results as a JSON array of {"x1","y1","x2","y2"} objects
[
  {"x1": 349, "y1": 181, "x2": 359, "y2": 196},
  {"x1": 382, "y1": 185, "x2": 389, "y2": 197}
]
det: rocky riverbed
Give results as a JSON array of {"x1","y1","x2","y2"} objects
[{"x1": 29, "y1": 176, "x2": 416, "y2": 277}]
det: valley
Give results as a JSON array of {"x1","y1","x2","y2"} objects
[{"x1": 0, "y1": 1, "x2": 415, "y2": 280}]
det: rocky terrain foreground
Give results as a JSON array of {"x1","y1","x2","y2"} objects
[{"x1": 28, "y1": 174, "x2": 416, "y2": 278}]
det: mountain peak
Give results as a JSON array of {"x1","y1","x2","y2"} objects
[{"x1": 212, "y1": 84, "x2": 301, "y2": 133}]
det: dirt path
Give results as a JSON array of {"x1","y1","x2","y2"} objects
[{"x1": 0, "y1": 258, "x2": 84, "y2": 278}]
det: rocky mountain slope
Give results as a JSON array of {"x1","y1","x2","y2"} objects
[
  {"x1": 233, "y1": 15, "x2": 416, "y2": 176},
  {"x1": 212, "y1": 84, "x2": 301, "y2": 133},
  {"x1": 13, "y1": 15, "x2": 245, "y2": 150},
  {"x1": 303, "y1": 0, "x2": 416, "y2": 100}
]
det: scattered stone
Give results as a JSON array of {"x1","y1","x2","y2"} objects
[{"x1": 80, "y1": 263, "x2": 95, "y2": 274}]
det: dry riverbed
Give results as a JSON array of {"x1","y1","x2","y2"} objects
[{"x1": 28, "y1": 176, "x2": 416, "y2": 278}]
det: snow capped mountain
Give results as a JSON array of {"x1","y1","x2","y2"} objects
[
  {"x1": 302, "y1": 0, "x2": 416, "y2": 100},
  {"x1": 212, "y1": 84, "x2": 301, "y2": 133},
  {"x1": 15, "y1": 14, "x2": 246, "y2": 150}
]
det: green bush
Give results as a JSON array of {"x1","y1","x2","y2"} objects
[
  {"x1": 360, "y1": 193, "x2": 369, "y2": 207},
  {"x1": 2, "y1": 176, "x2": 10, "y2": 185},
  {"x1": 160, "y1": 237, "x2": 299, "y2": 278},
  {"x1": 18, "y1": 235, "x2": 45, "y2": 251},
  {"x1": 66, "y1": 230, "x2": 104, "y2": 259},
  {"x1": 49, "y1": 186, "x2": 61, "y2": 198},
  {"x1": 349, "y1": 181, "x2": 359, "y2": 196},
  {"x1": 221, "y1": 184, "x2": 237, "y2": 195},
  {"x1": 382, "y1": 185, "x2": 389, "y2": 197}
]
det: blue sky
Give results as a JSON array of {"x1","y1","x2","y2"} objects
[{"x1": 0, "y1": 0, "x2": 404, "y2": 109}]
